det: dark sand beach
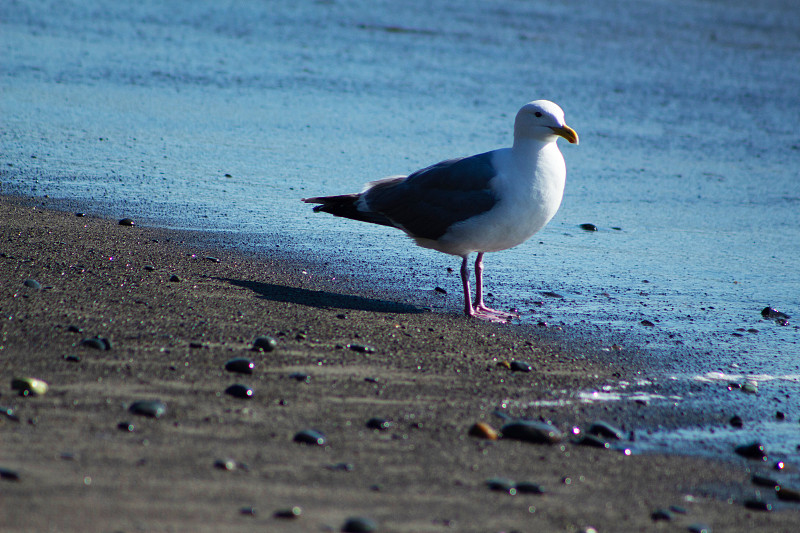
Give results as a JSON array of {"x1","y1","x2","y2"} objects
[{"x1": 2, "y1": 195, "x2": 798, "y2": 532}]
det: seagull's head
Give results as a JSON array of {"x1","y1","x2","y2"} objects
[{"x1": 514, "y1": 100, "x2": 579, "y2": 145}]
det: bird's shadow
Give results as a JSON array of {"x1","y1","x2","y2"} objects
[{"x1": 218, "y1": 277, "x2": 425, "y2": 314}]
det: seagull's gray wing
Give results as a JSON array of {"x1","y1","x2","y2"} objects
[{"x1": 364, "y1": 151, "x2": 499, "y2": 240}]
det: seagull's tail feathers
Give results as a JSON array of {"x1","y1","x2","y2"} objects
[{"x1": 302, "y1": 194, "x2": 396, "y2": 228}]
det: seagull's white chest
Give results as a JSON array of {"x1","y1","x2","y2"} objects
[{"x1": 426, "y1": 144, "x2": 566, "y2": 256}]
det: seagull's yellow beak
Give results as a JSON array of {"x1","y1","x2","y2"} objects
[{"x1": 551, "y1": 125, "x2": 579, "y2": 145}]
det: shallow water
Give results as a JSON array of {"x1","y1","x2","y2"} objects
[{"x1": 2, "y1": 0, "x2": 799, "y2": 460}]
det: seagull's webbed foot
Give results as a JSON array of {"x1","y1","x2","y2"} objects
[{"x1": 471, "y1": 304, "x2": 519, "y2": 323}]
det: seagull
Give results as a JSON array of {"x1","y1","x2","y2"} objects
[{"x1": 303, "y1": 100, "x2": 578, "y2": 322}]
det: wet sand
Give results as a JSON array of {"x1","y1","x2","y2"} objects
[{"x1": 1, "y1": 195, "x2": 797, "y2": 532}]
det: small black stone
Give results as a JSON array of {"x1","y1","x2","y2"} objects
[
  {"x1": 289, "y1": 372, "x2": 311, "y2": 383},
  {"x1": 169, "y1": 274, "x2": 181, "y2": 282},
  {"x1": 225, "y1": 384, "x2": 254, "y2": 399},
  {"x1": 366, "y1": 417, "x2": 393, "y2": 431},
  {"x1": 341, "y1": 516, "x2": 378, "y2": 533},
  {"x1": 761, "y1": 306, "x2": 790, "y2": 320},
  {"x1": 252, "y1": 336, "x2": 277, "y2": 352},
  {"x1": 501, "y1": 420, "x2": 562, "y2": 444},
  {"x1": 274, "y1": 507, "x2": 302, "y2": 519},
  {"x1": 224, "y1": 357, "x2": 255, "y2": 374},
  {"x1": 434, "y1": 286, "x2": 447, "y2": 294},
  {"x1": 348, "y1": 343, "x2": 376, "y2": 353},
  {"x1": 735, "y1": 441, "x2": 767, "y2": 460},
  {"x1": 776, "y1": 485, "x2": 800, "y2": 502},
  {"x1": 485, "y1": 477, "x2": 516, "y2": 494},
  {"x1": 651, "y1": 509, "x2": 672, "y2": 521},
  {"x1": 730, "y1": 415, "x2": 744, "y2": 428},
  {"x1": 515, "y1": 481, "x2": 545, "y2": 494},
  {"x1": 128, "y1": 400, "x2": 167, "y2": 418},
  {"x1": 743, "y1": 498, "x2": 772, "y2": 512},
  {"x1": 587, "y1": 420, "x2": 624, "y2": 441},
  {"x1": 326, "y1": 462, "x2": 354, "y2": 472},
  {"x1": 509, "y1": 361, "x2": 532, "y2": 372},
  {"x1": 23, "y1": 279, "x2": 41, "y2": 289},
  {"x1": 0, "y1": 468, "x2": 20, "y2": 481},
  {"x1": 640, "y1": 319, "x2": 655, "y2": 327},
  {"x1": 117, "y1": 421, "x2": 136, "y2": 432},
  {"x1": 293, "y1": 429, "x2": 326, "y2": 446},
  {"x1": 118, "y1": 218, "x2": 135, "y2": 226},
  {"x1": 80, "y1": 337, "x2": 112, "y2": 350},
  {"x1": 776, "y1": 411, "x2": 785, "y2": 421},
  {"x1": 579, "y1": 223, "x2": 599, "y2": 231}
]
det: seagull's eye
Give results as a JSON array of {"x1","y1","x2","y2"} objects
[{"x1": 534, "y1": 112, "x2": 542, "y2": 118}]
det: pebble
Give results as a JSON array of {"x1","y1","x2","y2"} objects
[
  {"x1": 225, "y1": 384, "x2": 254, "y2": 399},
  {"x1": 735, "y1": 442, "x2": 767, "y2": 460},
  {"x1": 214, "y1": 459, "x2": 236, "y2": 471},
  {"x1": 224, "y1": 357, "x2": 255, "y2": 374},
  {"x1": 751, "y1": 474, "x2": 778, "y2": 488},
  {"x1": 509, "y1": 361, "x2": 532, "y2": 372},
  {"x1": 1, "y1": 406, "x2": 20, "y2": 422},
  {"x1": 743, "y1": 498, "x2": 772, "y2": 512},
  {"x1": 468, "y1": 422, "x2": 499, "y2": 440},
  {"x1": 80, "y1": 336, "x2": 112, "y2": 350},
  {"x1": 579, "y1": 223, "x2": 599, "y2": 231},
  {"x1": 348, "y1": 343, "x2": 376, "y2": 353},
  {"x1": 118, "y1": 218, "x2": 135, "y2": 226},
  {"x1": 761, "y1": 306, "x2": 790, "y2": 320},
  {"x1": 327, "y1": 462, "x2": 354, "y2": 472},
  {"x1": 23, "y1": 278, "x2": 41, "y2": 289},
  {"x1": 541, "y1": 291, "x2": 563, "y2": 298},
  {"x1": 0, "y1": 468, "x2": 20, "y2": 481},
  {"x1": 289, "y1": 372, "x2": 311, "y2": 383},
  {"x1": 293, "y1": 429, "x2": 326, "y2": 446},
  {"x1": 11, "y1": 377, "x2": 48, "y2": 397},
  {"x1": 651, "y1": 509, "x2": 672, "y2": 521},
  {"x1": 515, "y1": 481, "x2": 545, "y2": 494},
  {"x1": 640, "y1": 319, "x2": 655, "y2": 327},
  {"x1": 366, "y1": 417, "x2": 394, "y2": 431},
  {"x1": 252, "y1": 336, "x2": 277, "y2": 352},
  {"x1": 341, "y1": 516, "x2": 377, "y2": 532},
  {"x1": 485, "y1": 477, "x2": 517, "y2": 495},
  {"x1": 587, "y1": 420, "x2": 624, "y2": 441},
  {"x1": 129, "y1": 400, "x2": 167, "y2": 418},
  {"x1": 741, "y1": 381, "x2": 758, "y2": 394},
  {"x1": 501, "y1": 420, "x2": 562, "y2": 444},
  {"x1": 776, "y1": 485, "x2": 800, "y2": 502},
  {"x1": 274, "y1": 507, "x2": 302, "y2": 519}
]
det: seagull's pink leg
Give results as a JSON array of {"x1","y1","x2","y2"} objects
[
  {"x1": 460, "y1": 255, "x2": 475, "y2": 317},
  {"x1": 472, "y1": 252, "x2": 518, "y2": 321}
]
